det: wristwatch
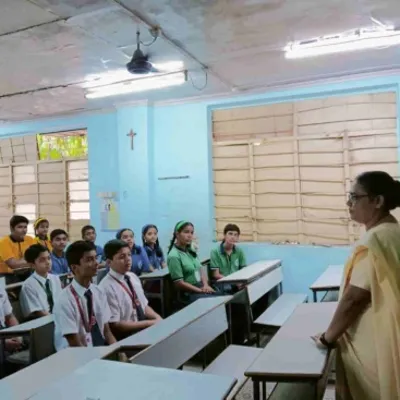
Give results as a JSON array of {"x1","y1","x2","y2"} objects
[{"x1": 320, "y1": 332, "x2": 336, "y2": 349}]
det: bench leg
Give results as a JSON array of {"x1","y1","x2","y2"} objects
[
  {"x1": 313, "y1": 290, "x2": 317, "y2": 302},
  {"x1": 256, "y1": 332, "x2": 260, "y2": 348},
  {"x1": 253, "y1": 380, "x2": 260, "y2": 400},
  {"x1": 262, "y1": 381, "x2": 267, "y2": 400}
]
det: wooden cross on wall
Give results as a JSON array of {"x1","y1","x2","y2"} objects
[{"x1": 127, "y1": 129, "x2": 137, "y2": 150}]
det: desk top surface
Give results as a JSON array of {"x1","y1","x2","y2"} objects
[
  {"x1": 310, "y1": 265, "x2": 344, "y2": 290},
  {"x1": 0, "y1": 347, "x2": 115, "y2": 400},
  {"x1": 28, "y1": 359, "x2": 236, "y2": 400},
  {"x1": 0, "y1": 315, "x2": 54, "y2": 335},
  {"x1": 140, "y1": 267, "x2": 170, "y2": 280},
  {"x1": 217, "y1": 259, "x2": 281, "y2": 284},
  {"x1": 246, "y1": 302, "x2": 337, "y2": 379},
  {"x1": 118, "y1": 295, "x2": 232, "y2": 347}
]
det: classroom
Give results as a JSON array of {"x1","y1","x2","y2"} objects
[{"x1": 0, "y1": 1, "x2": 399, "y2": 399}]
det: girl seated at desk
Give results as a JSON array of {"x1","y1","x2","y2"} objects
[
  {"x1": 116, "y1": 229, "x2": 151, "y2": 276},
  {"x1": 167, "y1": 221, "x2": 221, "y2": 303},
  {"x1": 142, "y1": 224, "x2": 166, "y2": 271}
]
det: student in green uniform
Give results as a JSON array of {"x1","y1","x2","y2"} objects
[
  {"x1": 209, "y1": 224, "x2": 246, "y2": 292},
  {"x1": 167, "y1": 221, "x2": 220, "y2": 303}
]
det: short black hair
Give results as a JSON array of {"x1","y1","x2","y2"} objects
[
  {"x1": 66, "y1": 240, "x2": 96, "y2": 267},
  {"x1": 50, "y1": 229, "x2": 68, "y2": 241},
  {"x1": 357, "y1": 171, "x2": 400, "y2": 211},
  {"x1": 104, "y1": 239, "x2": 129, "y2": 260},
  {"x1": 10, "y1": 215, "x2": 29, "y2": 229},
  {"x1": 223, "y1": 224, "x2": 241, "y2": 235},
  {"x1": 24, "y1": 244, "x2": 48, "y2": 264},
  {"x1": 81, "y1": 225, "x2": 95, "y2": 238}
]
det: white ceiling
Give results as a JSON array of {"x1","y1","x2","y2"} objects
[{"x1": 0, "y1": 0, "x2": 400, "y2": 121}]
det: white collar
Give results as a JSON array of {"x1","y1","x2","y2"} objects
[
  {"x1": 109, "y1": 268, "x2": 125, "y2": 282},
  {"x1": 33, "y1": 271, "x2": 48, "y2": 285},
  {"x1": 71, "y1": 278, "x2": 92, "y2": 298}
]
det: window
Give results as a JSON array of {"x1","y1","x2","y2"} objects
[
  {"x1": 212, "y1": 91, "x2": 398, "y2": 245},
  {"x1": 37, "y1": 130, "x2": 88, "y2": 160},
  {"x1": 15, "y1": 204, "x2": 36, "y2": 236}
]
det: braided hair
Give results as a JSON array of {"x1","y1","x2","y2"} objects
[{"x1": 167, "y1": 221, "x2": 196, "y2": 256}]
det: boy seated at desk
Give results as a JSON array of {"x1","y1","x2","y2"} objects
[
  {"x1": 209, "y1": 224, "x2": 247, "y2": 292},
  {"x1": 0, "y1": 215, "x2": 35, "y2": 284},
  {"x1": 0, "y1": 284, "x2": 22, "y2": 353},
  {"x1": 81, "y1": 225, "x2": 105, "y2": 267},
  {"x1": 53, "y1": 241, "x2": 116, "y2": 351},
  {"x1": 20, "y1": 244, "x2": 62, "y2": 320},
  {"x1": 49, "y1": 229, "x2": 69, "y2": 275},
  {"x1": 99, "y1": 239, "x2": 162, "y2": 340}
]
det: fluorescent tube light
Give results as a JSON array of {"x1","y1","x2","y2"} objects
[
  {"x1": 285, "y1": 26, "x2": 400, "y2": 59},
  {"x1": 85, "y1": 71, "x2": 187, "y2": 99}
]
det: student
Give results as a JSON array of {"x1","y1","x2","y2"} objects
[
  {"x1": 167, "y1": 221, "x2": 219, "y2": 303},
  {"x1": 0, "y1": 215, "x2": 35, "y2": 284},
  {"x1": 53, "y1": 241, "x2": 116, "y2": 351},
  {"x1": 0, "y1": 284, "x2": 22, "y2": 352},
  {"x1": 33, "y1": 218, "x2": 52, "y2": 251},
  {"x1": 116, "y1": 229, "x2": 151, "y2": 276},
  {"x1": 210, "y1": 224, "x2": 247, "y2": 280},
  {"x1": 99, "y1": 239, "x2": 162, "y2": 339},
  {"x1": 142, "y1": 224, "x2": 166, "y2": 271},
  {"x1": 81, "y1": 225, "x2": 104, "y2": 265},
  {"x1": 49, "y1": 229, "x2": 69, "y2": 275},
  {"x1": 20, "y1": 244, "x2": 62, "y2": 320}
]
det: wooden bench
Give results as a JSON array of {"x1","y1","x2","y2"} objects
[
  {"x1": 245, "y1": 302, "x2": 337, "y2": 400},
  {"x1": 252, "y1": 293, "x2": 308, "y2": 346},
  {"x1": 0, "y1": 315, "x2": 55, "y2": 374},
  {"x1": 130, "y1": 297, "x2": 262, "y2": 400}
]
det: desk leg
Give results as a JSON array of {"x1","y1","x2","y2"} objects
[
  {"x1": 313, "y1": 290, "x2": 317, "y2": 302},
  {"x1": 262, "y1": 381, "x2": 267, "y2": 400},
  {"x1": 160, "y1": 279, "x2": 165, "y2": 317},
  {"x1": 253, "y1": 380, "x2": 260, "y2": 400}
]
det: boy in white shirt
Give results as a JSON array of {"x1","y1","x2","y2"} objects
[
  {"x1": 99, "y1": 239, "x2": 162, "y2": 339},
  {"x1": 20, "y1": 244, "x2": 62, "y2": 320},
  {"x1": 53, "y1": 241, "x2": 116, "y2": 351},
  {"x1": 0, "y1": 285, "x2": 22, "y2": 352}
]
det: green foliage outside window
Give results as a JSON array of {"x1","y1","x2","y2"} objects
[{"x1": 37, "y1": 133, "x2": 88, "y2": 160}]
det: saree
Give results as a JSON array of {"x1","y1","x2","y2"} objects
[{"x1": 336, "y1": 222, "x2": 400, "y2": 400}]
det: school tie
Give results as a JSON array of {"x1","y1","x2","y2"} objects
[
  {"x1": 124, "y1": 275, "x2": 145, "y2": 321},
  {"x1": 84, "y1": 289, "x2": 105, "y2": 346},
  {"x1": 45, "y1": 279, "x2": 54, "y2": 313}
]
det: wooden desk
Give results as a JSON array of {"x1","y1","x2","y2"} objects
[
  {"x1": 118, "y1": 296, "x2": 232, "y2": 349},
  {"x1": 310, "y1": 265, "x2": 344, "y2": 302},
  {"x1": 140, "y1": 268, "x2": 170, "y2": 316},
  {"x1": 217, "y1": 260, "x2": 281, "y2": 285},
  {"x1": 0, "y1": 315, "x2": 54, "y2": 337},
  {"x1": 0, "y1": 347, "x2": 116, "y2": 400},
  {"x1": 28, "y1": 359, "x2": 236, "y2": 400},
  {"x1": 245, "y1": 302, "x2": 337, "y2": 400},
  {"x1": 5, "y1": 282, "x2": 23, "y2": 292}
]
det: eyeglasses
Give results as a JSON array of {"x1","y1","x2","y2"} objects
[{"x1": 348, "y1": 193, "x2": 369, "y2": 203}]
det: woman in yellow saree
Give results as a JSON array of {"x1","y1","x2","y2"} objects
[{"x1": 313, "y1": 171, "x2": 400, "y2": 400}]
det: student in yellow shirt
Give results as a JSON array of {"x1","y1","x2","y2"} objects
[
  {"x1": 34, "y1": 217, "x2": 52, "y2": 252},
  {"x1": 0, "y1": 215, "x2": 35, "y2": 284}
]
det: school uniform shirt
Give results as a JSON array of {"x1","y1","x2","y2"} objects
[
  {"x1": 50, "y1": 251, "x2": 69, "y2": 275},
  {"x1": 0, "y1": 285, "x2": 12, "y2": 329},
  {"x1": 130, "y1": 245, "x2": 151, "y2": 276},
  {"x1": 209, "y1": 243, "x2": 247, "y2": 277},
  {"x1": 20, "y1": 272, "x2": 62, "y2": 318},
  {"x1": 99, "y1": 269, "x2": 148, "y2": 323},
  {"x1": 34, "y1": 236, "x2": 53, "y2": 252},
  {"x1": 53, "y1": 279, "x2": 111, "y2": 351},
  {"x1": 95, "y1": 245, "x2": 104, "y2": 263},
  {"x1": 167, "y1": 245, "x2": 202, "y2": 285},
  {"x1": 144, "y1": 245, "x2": 165, "y2": 270},
  {"x1": 0, "y1": 235, "x2": 35, "y2": 274}
]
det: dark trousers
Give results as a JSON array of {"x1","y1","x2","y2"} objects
[{"x1": 184, "y1": 282, "x2": 224, "y2": 303}]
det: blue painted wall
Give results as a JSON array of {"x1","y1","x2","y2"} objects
[{"x1": 1, "y1": 75, "x2": 399, "y2": 293}]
